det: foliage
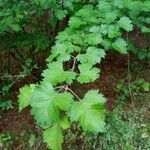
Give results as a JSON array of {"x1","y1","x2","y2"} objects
[
  {"x1": 0, "y1": 0, "x2": 84, "y2": 51},
  {"x1": 0, "y1": 59, "x2": 36, "y2": 114},
  {"x1": 18, "y1": 82, "x2": 106, "y2": 149},
  {"x1": 116, "y1": 78, "x2": 150, "y2": 105},
  {"x1": 64, "y1": 77, "x2": 150, "y2": 150},
  {"x1": 83, "y1": 107, "x2": 150, "y2": 150},
  {"x1": 69, "y1": 90, "x2": 106, "y2": 132},
  {"x1": 0, "y1": 133, "x2": 14, "y2": 149},
  {"x1": 128, "y1": 42, "x2": 150, "y2": 60},
  {"x1": 0, "y1": 100, "x2": 13, "y2": 111},
  {"x1": 16, "y1": 0, "x2": 150, "y2": 150}
]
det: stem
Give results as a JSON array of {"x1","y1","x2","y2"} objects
[
  {"x1": 65, "y1": 85, "x2": 68, "y2": 91},
  {"x1": 127, "y1": 53, "x2": 134, "y2": 101},
  {"x1": 0, "y1": 74, "x2": 26, "y2": 80},
  {"x1": 54, "y1": 85, "x2": 80, "y2": 100},
  {"x1": 54, "y1": 56, "x2": 79, "y2": 99},
  {"x1": 126, "y1": 32, "x2": 135, "y2": 108},
  {"x1": 71, "y1": 56, "x2": 76, "y2": 71},
  {"x1": 67, "y1": 87, "x2": 80, "y2": 100},
  {"x1": 54, "y1": 85, "x2": 66, "y2": 90}
]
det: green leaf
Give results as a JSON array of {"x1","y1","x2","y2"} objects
[
  {"x1": 43, "y1": 124, "x2": 63, "y2": 150},
  {"x1": 101, "y1": 38, "x2": 112, "y2": 50},
  {"x1": 60, "y1": 116, "x2": 70, "y2": 129},
  {"x1": 142, "y1": 82, "x2": 150, "y2": 92},
  {"x1": 29, "y1": 82, "x2": 74, "y2": 128},
  {"x1": 65, "y1": 72, "x2": 77, "y2": 84},
  {"x1": 75, "y1": 5, "x2": 98, "y2": 24},
  {"x1": 69, "y1": 17, "x2": 86, "y2": 29},
  {"x1": 30, "y1": 82, "x2": 59, "y2": 128},
  {"x1": 113, "y1": 0, "x2": 124, "y2": 8},
  {"x1": 47, "y1": 42, "x2": 81, "y2": 62},
  {"x1": 89, "y1": 26, "x2": 101, "y2": 32},
  {"x1": 141, "y1": 26, "x2": 150, "y2": 33},
  {"x1": 104, "y1": 12, "x2": 117, "y2": 23},
  {"x1": 55, "y1": 10, "x2": 67, "y2": 20},
  {"x1": 77, "y1": 47, "x2": 105, "y2": 65},
  {"x1": 18, "y1": 84, "x2": 36, "y2": 111},
  {"x1": 83, "y1": 90, "x2": 106, "y2": 104},
  {"x1": 70, "y1": 32, "x2": 84, "y2": 45},
  {"x1": 117, "y1": 16, "x2": 133, "y2": 31},
  {"x1": 42, "y1": 62, "x2": 64, "y2": 86},
  {"x1": 98, "y1": 1, "x2": 112, "y2": 12},
  {"x1": 56, "y1": 31, "x2": 70, "y2": 42},
  {"x1": 69, "y1": 90, "x2": 106, "y2": 132},
  {"x1": 108, "y1": 24, "x2": 121, "y2": 38},
  {"x1": 100, "y1": 24, "x2": 109, "y2": 35},
  {"x1": 55, "y1": 92, "x2": 74, "y2": 111},
  {"x1": 47, "y1": 43, "x2": 70, "y2": 62},
  {"x1": 75, "y1": 5, "x2": 94, "y2": 19},
  {"x1": 77, "y1": 64, "x2": 100, "y2": 83},
  {"x1": 112, "y1": 38, "x2": 127, "y2": 54},
  {"x1": 84, "y1": 32, "x2": 102, "y2": 45},
  {"x1": 11, "y1": 24, "x2": 21, "y2": 31},
  {"x1": 42, "y1": 62, "x2": 76, "y2": 86},
  {"x1": 28, "y1": 134, "x2": 36, "y2": 147}
]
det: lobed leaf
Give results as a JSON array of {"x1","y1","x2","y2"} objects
[
  {"x1": 112, "y1": 38, "x2": 127, "y2": 54},
  {"x1": 30, "y1": 82, "x2": 59, "y2": 128},
  {"x1": 42, "y1": 62, "x2": 76, "y2": 86},
  {"x1": 69, "y1": 90, "x2": 106, "y2": 132},
  {"x1": 77, "y1": 64, "x2": 100, "y2": 83},
  {"x1": 43, "y1": 124, "x2": 63, "y2": 150},
  {"x1": 18, "y1": 84, "x2": 36, "y2": 112},
  {"x1": 54, "y1": 92, "x2": 74, "y2": 111},
  {"x1": 108, "y1": 24, "x2": 121, "y2": 38},
  {"x1": 117, "y1": 16, "x2": 133, "y2": 31},
  {"x1": 77, "y1": 47, "x2": 105, "y2": 65}
]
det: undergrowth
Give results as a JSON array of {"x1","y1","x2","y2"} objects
[{"x1": 0, "y1": 0, "x2": 149, "y2": 150}]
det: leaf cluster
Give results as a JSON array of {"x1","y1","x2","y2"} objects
[{"x1": 18, "y1": 1, "x2": 150, "y2": 150}]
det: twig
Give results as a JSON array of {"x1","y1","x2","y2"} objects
[
  {"x1": 0, "y1": 77, "x2": 21, "y2": 94},
  {"x1": 67, "y1": 87, "x2": 80, "y2": 100},
  {"x1": 54, "y1": 85, "x2": 66, "y2": 90},
  {"x1": 133, "y1": 30, "x2": 139, "y2": 40},
  {"x1": 0, "y1": 74, "x2": 26, "y2": 80},
  {"x1": 71, "y1": 56, "x2": 76, "y2": 71},
  {"x1": 54, "y1": 56, "x2": 79, "y2": 99},
  {"x1": 65, "y1": 85, "x2": 68, "y2": 91},
  {"x1": 126, "y1": 32, "x2": 136, "y2": 107},
  {"x1": 54, "y1": 85, "x2": 80, "y2": 100},
  {"x1": 127, "y1": 53, "x2": 134, "y2": 101}
]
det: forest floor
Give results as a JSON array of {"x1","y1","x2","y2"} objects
[
  {"x1": 1, "y1": 50, "x2": 150, "y2": 149},
  {"x1": 0, "y1": 30, "x2": 150, "y2": 150}
]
